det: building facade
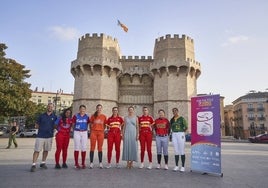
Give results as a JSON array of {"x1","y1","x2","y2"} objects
[
  {"x1": 232, "y1": 92, "x2": 268, "y2": 139},
  {"x1": 71, "y1": 33, "x2": 201, "y2": 130},
  {"x1": 30, "y1": 89, "x2": 73, "y2": 114}
]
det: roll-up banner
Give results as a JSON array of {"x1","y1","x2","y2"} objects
[{"x1": 191, "y1": 94, "x2": 223, "y2": 176}]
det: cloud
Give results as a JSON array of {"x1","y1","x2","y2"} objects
[
  {"x1": 49, "y1": 26, "x2": 80, "y2": 41},
  {"x1": 221, "y1": 35, "x2": 249, "y2": 47}
]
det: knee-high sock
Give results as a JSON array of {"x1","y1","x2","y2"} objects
[
  {"x1": 164, "y1": 155, "x2": 168, "y2": 164},
  {"x1": 74, "y1": 151, "x2": 79, "y2": 165},
  {"x1": 98, "y1": 151, "x2": 103, "y2": 163},
  {"x1": 90, "y1": 151, "x2": 94, "y2": 163},
  {"x1": 157, "y1": 154, "x2": 162, "y2": 164},
  {"x1": 175, "y1": 155, "x2": 179, "y2": 166},
  {"x1": 181, "y1": 155, "x2": 185, "y2": 167},
  {"x1": 81, "y1": 151, "x2": 86, "y2": 165}
]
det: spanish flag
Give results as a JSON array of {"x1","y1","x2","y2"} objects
[{"x1": 117, "y1": 20, "x2": 128, "y2": 32}]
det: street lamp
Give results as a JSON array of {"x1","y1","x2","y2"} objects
[{"x1": 54, "y1": 89, "x2": 62, "y2": 115}]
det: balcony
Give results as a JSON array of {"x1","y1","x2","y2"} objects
[
  {"x1": 247, "y1": 108, "x2": 255, "y2": 112},
  {"x1": 257, "y1": 107, "x2": 265, "y2": 112},
  {"x1": 248, "y1": 117, "x2": 255, "y2": 121},
  {"x1": 258, "y1": 117, "x2": 266, "y2": 121}
]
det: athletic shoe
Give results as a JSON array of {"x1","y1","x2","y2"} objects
[
  {"x1": 40, "y1": 163, "x2": 48, "y2": 169},
  {"x1": 82, "y1": 165, "x2": 86, "y2": 169},
  {"x1": 173, "y1": 166, "x2": 179, "y2": 171},
  {"x1": 99, "y1": 163, "x2": 103, "y2": 169},
  {"x1": 106, "y1": 163, "x2": 111, "y2": 169},
  {"x1": 156, "y1": 164, "x2": 161, "y2": 169},
  {"x1": 62, "y1": 163, "x2": 68, "y2": 168},
  {"x1": 5, "y1": 146, "x2": 10, "y2": 149},
  {"x1": 180, "y1": 167, "x2": 185, "y2": 172},
  {"x1": 139, "y1": 163, "x2": 144, "y2": 169},
  {"x1": 30, "y1": 165, "x2": 36, "y2": 172},
  {"x1": 55, "y1": 164, "x2": 61, "y2": 169},
  {"x1": 89, "y1": 163, "x2": 94, "y2": 169},
  {"x1": 147, "y1": 163, "x2": 152, "y2": 170},
  {"x1": 75, "y1": 164, "x2": 81, "y2": 169},
  {"x1": 116, "y1": 163, "x2": 121, "y2": 169},
  {"x1": 164, "y1": 164, "x2": 168, "y2": 170}
]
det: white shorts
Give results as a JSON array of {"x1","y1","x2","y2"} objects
[
  {"x1": 172, "y1": 132, "x2": 185, "y2": 155},
  {"x1": 34, "y1": 137, "x2": 53, "y2": 152},
  {"x1": 73, "y1": 130, "x2": 88, "y2": 151}
]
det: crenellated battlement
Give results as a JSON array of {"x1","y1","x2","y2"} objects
[
  {"x1": 79, "y1": 33, "x2": 118, "y2": 43},
  {"x1": 120, "y1": 56, "x2": 153, "y2": 62},
  {"x1": 155, "y1": 34, "x2": 194, "y2": 43}
]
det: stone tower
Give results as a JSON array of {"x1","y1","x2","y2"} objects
[
  {"x1": 151, "y1": 34, "x2": 201, "y2": 124},
  {"x1": 71, "y1": 33, "x2": 122, "y2": 115},
  {"x1": 71, "y1": 33, "x2": 201, "y2": 129}
]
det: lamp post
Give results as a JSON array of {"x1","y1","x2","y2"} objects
[{"x1": 54, "y1": 89, "x2": 62, "y2": 115}]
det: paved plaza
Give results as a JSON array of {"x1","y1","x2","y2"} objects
[{"x1": 0, "y1": 137, "x2": 267, "y2": 188}]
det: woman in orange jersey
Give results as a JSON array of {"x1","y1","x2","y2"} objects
[{"x1": 89, "y1": 104, "x2": 107, "y2": 169}]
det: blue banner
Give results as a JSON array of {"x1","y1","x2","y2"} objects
[{"x1": 191, "y1": 95, "x2": 222, "y2": 176}]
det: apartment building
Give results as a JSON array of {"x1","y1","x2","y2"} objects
[{"x1": 232, "y1": 92, "x2": 268, "y2": 139}]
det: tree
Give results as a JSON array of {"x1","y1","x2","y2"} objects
[{"x1": 0, "y1": 43, "x2": 32, "y2": 120}]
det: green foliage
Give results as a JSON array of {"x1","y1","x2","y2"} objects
[
  {"x1": 25, "y1": 103, "x2": 46, "y2": 128},
  {"x1": 0, "y1": 43, "x2": 32, "y2": 118}
]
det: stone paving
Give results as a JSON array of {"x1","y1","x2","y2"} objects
[{"x1": 0, "y1": 137, "x2": 267, "y2": 188}]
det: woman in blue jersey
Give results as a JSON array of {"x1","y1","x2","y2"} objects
[{"x1": 72, "y1": 105, "x2": 90, "y2": 169}]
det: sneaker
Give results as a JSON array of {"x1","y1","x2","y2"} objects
[
  {"x1": 99, "y1": 163, "x2": 103, "y2": 169},
  {"x1": 180, "y1": 167, "x2": 185, "y2": 172},
  {"x1": 55, "y1": 164, "x2": 61, "y2": 169},
  {"x1": 164, "y1": 164, "x2": 168, "y2": 170},
  {"x1": 62, "y1": 163, "x2": 68, "y2": 168},
  {"x1": 116, "y1": 163, "x2": 121, "y2": 169},
  {"x1": 89, "y1": 163, "x2": 94, "y2": 169},
  {"x1": 147, "y1": 163, "x2": 152, "y2": 170},
  {"x1": 30, "y1": 165, "x2": 36, "y2": 172},
  {"x1": 156, "y1": 164, "x2": 161, "y2": 169},
  {"x1": 75, "y1": 164, "x2": 81, "y2": 169},
  {"x1": 82, "y1": 164, "x2": 86, "y2": 169},
  {"x1": 40, "y1": 163, "x2": 48, "y2": 169},
  {"x1": 173, "y1": 166, "x2": 179, "y2": 171},
  {"x1": 106, "y1": 163, "x2": 111, "y2": 169},
  {"x1": 5, "y1": 146, "x2": 10, "y2": 149},
  {"x1": 139, "y1": 163, "x2": 144, "y2": 169}
]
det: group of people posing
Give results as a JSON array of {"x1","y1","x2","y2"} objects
[{"x1": 30, "y1": 103, "x2": 188, "y2": 173}]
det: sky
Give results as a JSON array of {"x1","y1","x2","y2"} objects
[{"x1": 1, "y1": 0, "x2": 268, "y2": 105}]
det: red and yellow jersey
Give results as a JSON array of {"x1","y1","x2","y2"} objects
[
  {"x1": 90, "y1": 114, "x2": 107, "y2": 131},
  {"x1": 138, "y1": 115, "x2": 154, "y2": 131},
  {"x1": 154, "y1": 118, "x2": 170, "y2": 135},
  {"x1": 107, "y1": 116, "x2": 124, "y2": 130}
]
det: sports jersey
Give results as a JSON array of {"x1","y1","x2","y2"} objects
[
  {"x1": 90, "y1": 114, "x2": 107, "y2": 131},
  {"x1": 55, "y1": 117, "x2": 73, "y2": 134},
  {"x1": 138, "y1": 115, "x2": 154, "y2": 131},
  {"x1": 36, "y1": 112, "x2": 57, "y2": 138},
  {"x1": 72, "y1": 113, "x2": 90, "y2": 131},
  {"x1": 170, "y1": 116, "x2": 187, "y2": 132},
  {"x1": 154, "y1": 118, "x2": 170, "y2": 136},
  {"x1": 107, "y1": 116, "x2": 124, "y2": 130}
]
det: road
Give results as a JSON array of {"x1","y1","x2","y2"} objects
[{"x1": 0, "y1": 138, "x2": 267, "y2": 188}]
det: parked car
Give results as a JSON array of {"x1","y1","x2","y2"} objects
[
  {"x1": 248, "y1": 133, "x2": 268, "y2": 143},
  {"x1": 0, "y1": 130, "x2": 4, "y2": 136},
  {"x1": 19, "y1": 129, "x2": 38, "y2": 138},
  {"x1": 185, "y1": 133, "x2": 191, "y2": 142}
]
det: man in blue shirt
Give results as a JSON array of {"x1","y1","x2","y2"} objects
[{"x1": 30, "y1": 103, "x2": 57, "y2": 172}]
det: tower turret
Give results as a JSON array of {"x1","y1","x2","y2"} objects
[
  {"x1": 71, "y1": 33, "x2": 122, "y2": 114},
  {"x1": 151, "y1": 34, "x2": 201, "y2": 128}
]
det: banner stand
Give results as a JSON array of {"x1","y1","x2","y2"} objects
[{"x1": 190, "y1": 94, "x2": 223, "y2": 177}]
